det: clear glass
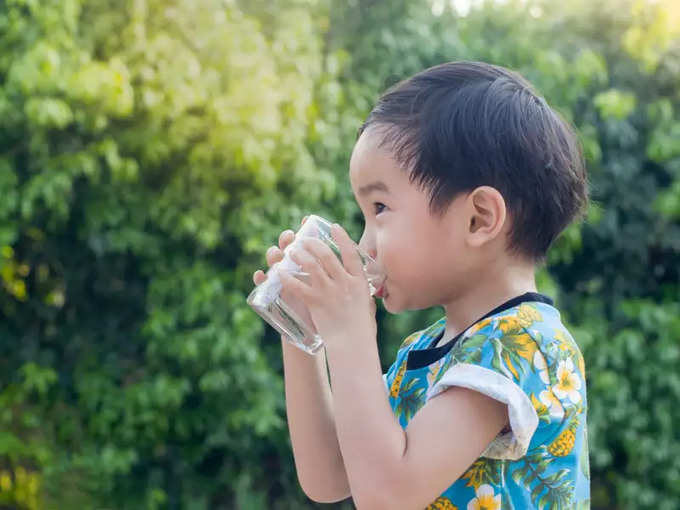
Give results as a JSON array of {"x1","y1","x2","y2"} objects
[{"x1": 247, "y1": 215, "x2": 385, "y2": 354}]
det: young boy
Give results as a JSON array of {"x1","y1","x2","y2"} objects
[{"x1": 253, "y1": 61, "x2": 590, "y2": 509}]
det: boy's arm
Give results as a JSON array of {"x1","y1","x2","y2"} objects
[
  {"x1": 280, "y1": 337, "x2": 351, "y2": 503},
  {"x1": 325, "y1": 338, "x2": 507, "y2": 510}
]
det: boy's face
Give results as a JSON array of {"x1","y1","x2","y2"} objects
[{"x1": 349, "y1": 127, "x2": 478, "y2": 313}]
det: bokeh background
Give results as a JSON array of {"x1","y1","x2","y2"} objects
[{"x1": 0, "y1": 0, "x2": 679, "y2": 508}]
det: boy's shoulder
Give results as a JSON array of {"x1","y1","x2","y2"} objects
[
  {"x1": 463, "y1": 301, "x2": 561, "y2": 335},
  {"x1": 458, "y1": 301, "x2": 583, "y2": 368},
  {"x1": 398, "y1": 300, "x2": 583, "y2": 369}
]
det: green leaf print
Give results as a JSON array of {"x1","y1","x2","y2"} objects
[
  {"x1": 458, "y1": 333, "x2": 487, "y2": 356},
  {"x1": 498, "y1": 331, "x2": 539, "y2": 381},
  {"x1": 395, "y1": 378, "x2": 426, "y2": 424},
  {"x1": 511, "y1": 446, "x2": 574, "y2": 510},
  {"x1": 491, "y1": 338, "x2": 513, "y2": 379},
  {"x1": 501, "y1": 496, "x2": 516, "y2": 510},
  {"x1": 429, "y1": 356, "x2": 454, "y2": 388}
]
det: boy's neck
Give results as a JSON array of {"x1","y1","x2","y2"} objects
[{"x1": 438, "y1": 261, "x2": 538, "y2": 347}]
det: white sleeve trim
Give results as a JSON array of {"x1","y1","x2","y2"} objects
[
  {"x1": 382, "y1": 373, "x2": 389, "y2": 395},
  {"x1": 425, "y1": 363, "x2": 539, "y2": 460}
]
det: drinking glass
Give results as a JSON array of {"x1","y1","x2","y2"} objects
[{"x1": 247, "y1": 215, "x2": 385, "y2": 354}]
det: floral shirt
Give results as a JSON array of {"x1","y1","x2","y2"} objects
[{"x1": 382, "y1": 293, "x2": 590, "y2": 509}]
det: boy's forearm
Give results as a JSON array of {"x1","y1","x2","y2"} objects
[
  {"x1": 324, "y1": 338, "x2": 407, "y2": 510},
  {"x1": 280, "y1": 337, "x2": 351, "y2": 502}
]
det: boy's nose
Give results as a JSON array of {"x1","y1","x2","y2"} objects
[{"x1": 358, "y1": 231, "x2": 377, "y2": 259}]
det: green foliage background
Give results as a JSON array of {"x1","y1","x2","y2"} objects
[{"x1": 0, "y1": 0, "x2": 678, "y2": 508}]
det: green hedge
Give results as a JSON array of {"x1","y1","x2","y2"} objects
[{"x1": 0, "y1": 0, "x2": 678, "y2": 508}]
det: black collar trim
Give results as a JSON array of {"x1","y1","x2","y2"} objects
[{"x1": 406, "y1": 292, "x2": 554, "y2": 370}]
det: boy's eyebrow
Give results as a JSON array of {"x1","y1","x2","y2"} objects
[{"x1": 358, "y1": 181, "x2": 390, "y2": 197}]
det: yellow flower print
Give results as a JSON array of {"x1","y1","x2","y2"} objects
[
  {"x1": 390, "y1": 359, "x2": 407, "y2": 398},
  {"x1": 467, "y1": 484, "x2": 501, "y2": 510},
  {"x1": 494, "y1": 331, "x2": 539, "y2": 381},
  {"x1": 461, "y1": 459, "x2": 487, "y2": 490},
  {"x1": 517, "y1": 303, "x2": 542, "y2": 327},
  {"x1": 426, "y1": 496, "x2": 458, "y2": 509},
  {"x1": 506, "y1": 332, "x2": 538, "y2": 362},
  {"x1": 577, "y1": 353, "x2": 586, "y2": 381},
  {"x1": 476, "y1": 304, "x2": 541, "y2": 336},
  {"x1": 555, "y1": 329, "x2": 570, "y2": 347},
  {"x1": 498, "y1": 316, "x2": 521, "y2": 334},
  {"x1": 539, "y1": 389, "x2": 565, "y2": 419},
  {"x1": 555, "y1": 329, "x2": 586, "y2": 377},
  {"x1": 464, "y1": 316, "x2": 495, "y2": 337},
  {"x1": 553, "y1": 358, "x2": 582, "y2": 404},
  {"x1": 532, "y1": 350, "x2": 550, "y2": 384}
]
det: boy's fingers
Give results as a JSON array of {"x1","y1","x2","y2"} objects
[
  {"x1": 300, "y1": 238, "x2": 343, "y2": 281},
  {"x1": 266, "y1": 246, "x2": 283, "y2": 266},
  {"x1": 279, "y1": 269, "x2": 310, "y2": 300},
  {"x1": 331, "y1": 223, "x2": 363, "y2": 276},
  {"x1": 253, "y1": 270, "x2": 266, "y2": 285},
  {"x1": 279, "y1": 230, "x2": 295, "y2": 250}
]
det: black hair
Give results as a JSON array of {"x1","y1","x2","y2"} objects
[{"x1": 358, "y1": 61, "x2": 589, "y2": 264}]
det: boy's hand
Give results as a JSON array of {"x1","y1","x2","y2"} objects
[
  {"x1": 252, "y1": 217, "x2": 306, "y2": 286},
  {"x1": 278, "y1": 223, "x2": 377, "y2": 350},
  {"x1": 253, "y1": 216, "x2": 316, "y2": 337}
]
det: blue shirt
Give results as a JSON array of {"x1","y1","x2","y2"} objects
[{"x1": 382, "y1": 293, "x2": 590, "y2": 509}]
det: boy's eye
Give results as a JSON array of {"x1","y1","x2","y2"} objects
[{"x1": 373, "y1": 202, "x2": 386, "y2": 215}]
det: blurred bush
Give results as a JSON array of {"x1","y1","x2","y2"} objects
[{"x1": 0, "y1": 0, "x2": 678, "y2": 508}]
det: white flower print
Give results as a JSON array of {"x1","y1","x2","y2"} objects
[
  {"x1": 553, "y1": 358, "x2": 582, "y2": 404},
  {"x1": 533, "y1": 350, "x2": 550, "y2": 384},
  {"x1": 539, "y1": 389, "x2": 565, "y2": 419},
  {"x1": 467, "y1": 484, "x2": 501, "y2": 510}
]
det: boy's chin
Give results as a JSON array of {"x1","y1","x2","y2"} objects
[
  {"x1": 377, "y1": 294, "x2": 390, "y2": 310},
  {"x1": 379, "y1": 293, "x2": 398, "y2": 313},
  {"x1": 381, "y1": 294, "x2": 433, "y2": 315}
]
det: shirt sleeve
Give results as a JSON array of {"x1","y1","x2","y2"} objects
[
  {"x1": 382, "y1": 329, "x2": 425, "y2": 398},
  {"x1": 425, "y1": 316, "x2": 545, "y2": 460}
]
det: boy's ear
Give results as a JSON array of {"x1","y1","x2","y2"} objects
[{"x1": 465, "y1": 186, "x2": 507, "y2": 248}]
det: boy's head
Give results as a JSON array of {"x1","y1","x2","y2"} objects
[{"x1": 350, "y1": 61, "x2": 588, "y2": 312}]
